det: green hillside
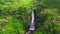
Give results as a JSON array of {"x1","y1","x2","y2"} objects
[{"x1": 0, "y1": 0, "x2": 60, "y2": 34}]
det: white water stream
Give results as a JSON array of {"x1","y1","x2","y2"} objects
[
  {"x1": 25, "y1": 0, "x2": 39, "y2": 34},
  {"x1": 29, "y1": 10, "x2": 35, "y2": 30},
  {"x1": 25, "y1": 10, "x2": 35, "y2": 34}
]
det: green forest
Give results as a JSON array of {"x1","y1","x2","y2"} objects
[{"x1": 0, "y1": 0, "x2": 60, "y2": 34}]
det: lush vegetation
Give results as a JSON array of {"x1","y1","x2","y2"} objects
[{"x1": 0, "y1": 0, "x2": 60, "y2": 34}]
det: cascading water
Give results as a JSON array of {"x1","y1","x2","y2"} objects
[
  {"x1": 25, "y1": 0, "x2": 39, "y2": 34},
  {"x1": 29, "y1": 10, "x2": 35, "y2": 30},
  {"x1": 25, "y1": 10, "x2": 35, "y2": 34}
]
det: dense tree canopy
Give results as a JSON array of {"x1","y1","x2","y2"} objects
[
  {"x1": 0, "y1": 0, "x2": 35, "y2": 11},
  {"x1": 0, "y1": 0, "x2": 60, "y2": 34}
]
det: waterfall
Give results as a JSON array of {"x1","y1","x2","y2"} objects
[
  {"x1": 29, "y1": 10, "x2": 35, "y2": 30},
  {"x1": 25, "y1": 10, "x2": 35, "y2": 34},
  {"x1": 25, "y1": 0, "x2": 39, "y2": 34}
]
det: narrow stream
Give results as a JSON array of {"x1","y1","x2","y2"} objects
[
  {"x1": 25, "y1": 0, "x2": 39, "y2": 34},
  {"x1": 25, "y1": 10, "x2": 35, "y2": 34}
]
